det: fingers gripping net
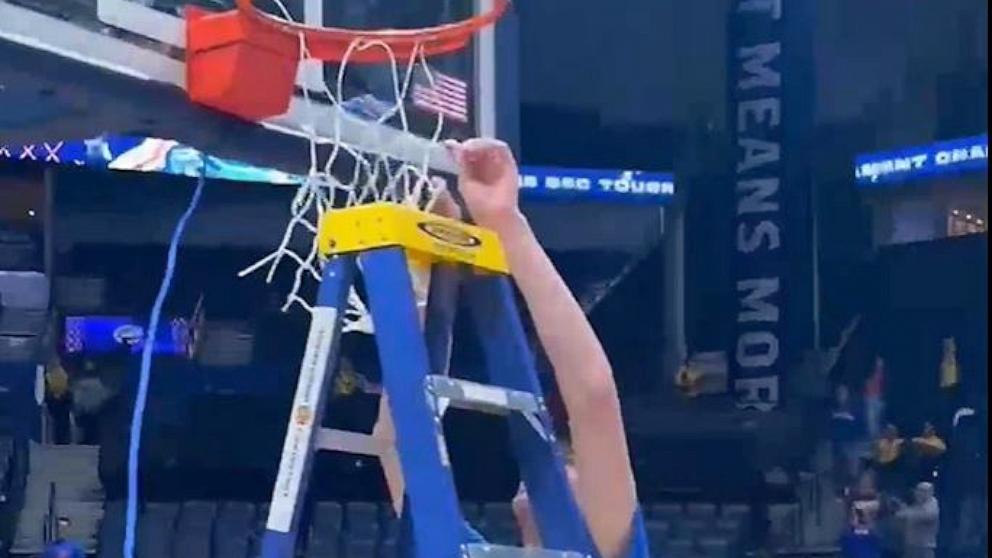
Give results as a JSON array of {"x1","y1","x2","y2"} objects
[{"x1": 237, "y1": 4, "x2": 452, "y2": 333}]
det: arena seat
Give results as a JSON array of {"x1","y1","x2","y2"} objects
[
  {"x1": 307, "y1": 502, "x2": 344, "y2": 558},
  {"x1": 313, "y1": 501, "x2": 344, "y2": 535},
  {"x1": 686, "y1": 502, "x2": 718, "y2": 522},
  {"x1": 679, "y1": 517, "x2": 710, "y2": 538},
  {"x1": 650, "y1": 502, "x2": 683, "y2": 522},
  {"x1": 96, "y1": 500, "x2": 125, "y2": 558},
  {"x1": 378, "y1": 514, "x2": 399, "y2": 558},
  {"x1": 136, "y1": 502, "x2": 179, "y2": 558},
  {"x1": 666, "y1": 537, "x2": 695, "y2": 558},
  {"x1": 342, "y1": 537, "x2": 376, "y2": 557},
  {"x1": 720, "y1": 503, "x2": 751, "y2": 523},
  {"x1": 714, "y1": 517, "x2": 744, "y2": 541},
  {"x1": 213, "y1": 501, "x2": 256, "y2": 558},
  {"x1": 699, "y1": 536, "x2": 732, "y2": 558},
  {"x1": 173, "y1": 500, "x2": 217, "y2": 558},
  {"x1": 479, "y1": 502, "x2": 518, "y2": 545},
  {"x1": 250, "y1": 504, "x2": 270, "y2": 557},
  {"x1": 644, "y1": 520, "x2": 672, "y2": 554},
  {"x1": 345, "y1": 502, "x2": 380, "y2": 541},
  {"x1": 0, "y1": 435, "x2": 13, "y2": 499},
  {"x1": 460, "y1": 501, "x2": 481, "y2": 524},
  {"x1": 304, "y1": 535, "x2": 341, "y2": 558}
]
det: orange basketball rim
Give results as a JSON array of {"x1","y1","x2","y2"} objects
[{"x1": 185, "y1": 0, "x2": 510, "y2": 121}]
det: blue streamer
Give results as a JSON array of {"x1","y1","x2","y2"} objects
[{"x1": 123, "y1": 173, "x2": 206, "y2": 558}]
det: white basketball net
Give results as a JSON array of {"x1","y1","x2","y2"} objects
[{"x1": 237, "y1": 1, "x2": 453, "y2": 333}]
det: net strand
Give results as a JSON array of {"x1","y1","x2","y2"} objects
[{"x1": 237, "y1": 1, "x2": 451, "y2": 328}]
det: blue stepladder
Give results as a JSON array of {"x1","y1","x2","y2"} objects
[{"x1": 259, "y1": 202, "x2": 599, "y2": 558}]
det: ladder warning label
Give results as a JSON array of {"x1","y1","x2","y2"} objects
[{"x1": 268, "y1": 307, "x2": 339, "y2": 533}]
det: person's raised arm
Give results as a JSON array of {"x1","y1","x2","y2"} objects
[{"x1": 448, "y1": 139, "x2": 638, "y2": 558}]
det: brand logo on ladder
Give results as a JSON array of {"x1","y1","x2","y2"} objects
[
  {"x1": 294, "y1": 405, "x2": 313, "y2": 426},
  {"x1": 417, "y1": 221, "x2": 482, "y2": 248}
]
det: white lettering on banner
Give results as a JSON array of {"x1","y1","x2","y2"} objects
[
  {"x1": 43, "y1": 142, "x2": 64, "y2": 163},
  {"x1": 598, "y1": 178, "x2": 675, "y2": 195},
  {"x1": 737, "y1": 138, "x2": 781, "y2": 173},
  {"x1": 737, "y1": 221, "x2": 781, "y2": 253},
  {"x1": 737, "y1": 178, "x2": 779, "y2": 214},
  {"x1": 736, "y1": 331, "x2": 779, "y2": 368},
  {"x1": 855, "y1": 139, "x2": 987, "y2": 183},
  {"x1": 735, "y1": 375, "x2": 780, "y2": 406},
  {"x1": 738, "y1": 0, "x2": 782, "y2": 19},
  {"x1": 732, "y1": 12, "x2": 783, "y2": 411},
  {"x1": 935, "y1": 146, "x2": 988, "y2": 166},
  {"x1": 738, "y1": 43, "x2": 781, "y2": 90},
  {"x1": 268, "y1": 307, "x2": 339, "y2": 533},
  {"x1": 0, "y1": 145, "x2": 11, "y2": 158},
  {"x1": 19, "y1": 145, "x2": 37, "y2": 161},
  {"x1": 738, "y1": 98, "x2": 781, "y2": 131},
  {"x1": 517, "y1": 172, "x2": 671, "y2": 198},
  {"x1": 737, "y1": 278, "x2": 781, "y2": 322}
]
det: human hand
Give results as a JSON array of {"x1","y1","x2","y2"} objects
[{"x1": 444, "y1": 138, "x2": 523, "y2": 234}]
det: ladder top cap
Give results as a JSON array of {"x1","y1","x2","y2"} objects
[{"x1": 318, "y1": 202, "x2": 509, "y2": 273}]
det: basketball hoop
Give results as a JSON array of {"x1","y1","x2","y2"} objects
[
  {"x1": 185, "y1": 0, "x2": 509, "y2": 120},
  {"x1": 211, "y1": 0, "x2": 509, "y2": 330}
]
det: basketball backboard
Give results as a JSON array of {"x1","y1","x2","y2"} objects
[{"x1": 0, "y1": 0, "x2": 518, "y2": 173}]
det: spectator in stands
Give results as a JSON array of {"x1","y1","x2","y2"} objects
[
  {"x1": 938, "y1": 338, "x2": 960, "y2": 434},
  {"x1": 41, "y1": 540, "x2": 84, "y2": 558},
  {"x1": 893, "y1": 482, "x2": 939, "y2": 558},
  {"x1": 874, "y1": 424, "x2": 905, "y2": 494},
  {"x1": 864, "y1": 357, "x2": 885, "y2": 440},
  {"x1": 831, "y1": 384, "x2": 860, "y2": 491},
  {"x1": 875, "y1": 497, "x2": 903, "y2": 558},
  {"x1": 841, "y1": 507, "x2": 881, "y2": 558},
  {"x1": 71, "y1": 359, "x2": 113, "y2": 445},
  {"x1": 44, "y1": 356, "x2": 72, "y2": 445},
  {"x1": 909, "y1": 422, "x2": 946, "y2": 482},
  {"x1": 850, "y1": 468, "x2": 881, "y2": 527}
]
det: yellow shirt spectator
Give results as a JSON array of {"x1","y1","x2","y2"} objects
[
  {"x1": 940, "y1": 337, "x2": 959, "y2": 389},
  {"x1": 875, "y1": 426, "x2": 904, "y2": 465},
  {"x1": 45, "y1": 361, "x2": 70, "y2": 400}
]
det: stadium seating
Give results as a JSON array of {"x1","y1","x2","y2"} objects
[
  {"x1": 0, "y1": 435, "x2": 14, "y2": 502},
  {"x1": 90, "y1": 497, "x2": 753, "y2": 557},
  {"x1": 214, "y1": 502, "x2": 255, "y2": 558},
  {"x1": 644, "y1": 501, "x2": 751, "y2": 558},
  {"x1": 174, "y1": 501, "x2": 217, "y2": 558}
]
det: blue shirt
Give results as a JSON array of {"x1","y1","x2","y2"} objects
[{"x1": 841, "y1": 528, "x2": 881, "y2": 558}]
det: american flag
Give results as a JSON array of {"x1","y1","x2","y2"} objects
[{"x1": 412, "y1": 71, "x2": 469, "y2": 123}]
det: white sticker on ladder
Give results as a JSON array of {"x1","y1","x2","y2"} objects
[{"x1": 267, "y1": 307, "x2": 338, "y2": 533}]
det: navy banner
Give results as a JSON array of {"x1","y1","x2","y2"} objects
[{"x1": 727, "y1": 0, "x2": 813, "y2": 410}]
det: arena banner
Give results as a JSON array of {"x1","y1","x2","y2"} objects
[
  {"x1": 519, "y1": 166, "x2": 674, "y2": 204},
  {"x1": 1, "y1": 136, "x2": 675, "y2": 205},
  {"x1": 854, "y1": 133, "x2": 988, "y2": 186},
  {"x1": 727, "y1": 0, "x2": 814, "y2": 410},
  {"x1": 0, "y1": 136, "x2": 300, "y2": 184}
]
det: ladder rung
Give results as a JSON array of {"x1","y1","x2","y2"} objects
[
  {"x1": 314, "y1": 428, "x2": 392, "y2": 457},
  {"x1": 462, "y1": 543, "x2": 589, "y2": 558},
  {"x1": 426, "y1": 376, "x2": 541, "y2": 416}
]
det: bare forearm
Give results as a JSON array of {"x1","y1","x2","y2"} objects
[
  {"x1": 497, "y1": 216, "x2": 616, "y2": 412},
  {"x1": 496, "y1": 214, "x2": 637, "y2": 558}
]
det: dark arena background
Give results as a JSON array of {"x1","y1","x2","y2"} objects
[{"x1": 0, "y1": 1, "x2": 987, "y2": 558}]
